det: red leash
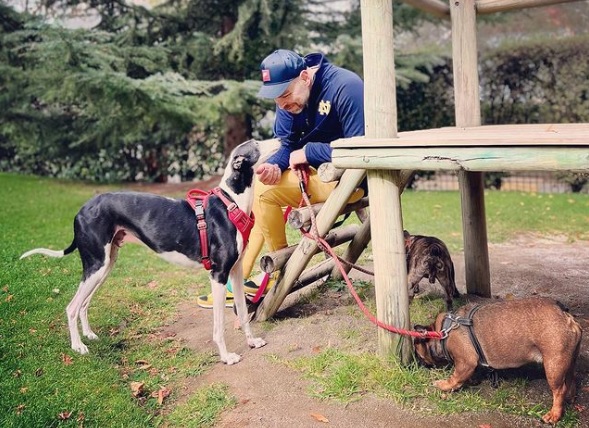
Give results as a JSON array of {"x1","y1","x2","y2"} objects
[
  {"x1": 293, "y1": 167, "x2": 443, "y2": 341},
  {"x1": 249, "y1": 205, "x2": 293, "y2": 303}
]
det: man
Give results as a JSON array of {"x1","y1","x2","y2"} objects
[{"x1": 197, "y1": 49, "x2": 365, "y2": 308}]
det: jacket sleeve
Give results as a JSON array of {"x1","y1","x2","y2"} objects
[{"x1": 267, "y1": 108, "x2": 305, "y2": 171}]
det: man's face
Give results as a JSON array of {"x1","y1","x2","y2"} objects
[{"x1": 274, "y1": 77, "x2": 311, "y2": 114}]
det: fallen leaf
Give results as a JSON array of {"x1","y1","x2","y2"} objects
[
  {"x1": 479, "y1": 424, "x2": 492, "y2": 428},
  {"x1": 29, "y1": 329, "x2": 37, "y2": 334},
  {"x1": 311, "y1": 413, "x2": 329, "y2": 423},
  {"x1": 312, "y1": 346, "x2": 322, "y2": 353},
  {"x1": 130, "y1": 381, "x2": 145, "y2": 397},
  {"x1": 574, "y1": 404, "x2": 586, "y2": 413},
  {"x1": 15, "y1": 404, "x2": 25, "y2": 415},
  {"x1": 5, "y1": 294, "x2": 13, "y2": 302},
  {"x1": 61, "y1": 353, "x2": 73, "y2": 366},
  {"x1": 35, "y1": 368, "x2": 43, "y2": 377},
  {"x1": 58, "y1": 411, "x2": 72, "y2": 420},
  {"x1": 151, "y1": 387, "x2": 171, "y2": 405},
  {"x1": 135, "y1": 360, "x2": 152, "y2": 370}
]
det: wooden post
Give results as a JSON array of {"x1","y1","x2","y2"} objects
[
  {"x1": 451, "y1": 0, "x2": 491, "y2": 297},
  {"x1": 361, "y1": 0, "x2": 412, "y2": 363}
]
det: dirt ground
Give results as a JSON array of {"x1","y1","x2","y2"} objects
[
  {"x1": 137, "y1": 180, "x2": 589, "y2": 427},
  {"x1": 161, "y1": 235, "x2": 589, "y2": 428}
]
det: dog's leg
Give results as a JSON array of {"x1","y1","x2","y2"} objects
[
  {"x1": 66, "y1": 266, "x2": 109, "y2": 354},
  {"x1": 434, "y1": 359, "x2": 477, "y2": 392},
  {"x1": 79, "y1": 244, "x2": 119, "y2": 340},
  {"x1": 211, "y1": 277, "x2": 241, "y2": 365},
  {"x1": 230, "y1": 263, "x2": 266, "y2": 351},
  {"x1": 542, "y1": 377, "x2": 567, "y2": 423},
  {"x1": 542, "y1": 356, "x2": 574, "y2": 424}
]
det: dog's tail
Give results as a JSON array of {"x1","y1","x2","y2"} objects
[{"x1": 20, "y1": 240, "x2": 77, "y2": 260}]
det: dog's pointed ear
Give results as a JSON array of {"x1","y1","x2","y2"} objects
[{"x1": 232, "y1": 155, "x2": 245, "y2": 171}]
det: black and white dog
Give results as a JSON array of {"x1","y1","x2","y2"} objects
[{"x1": 20, "y1": 138, "x2": 280, "y2": 365}]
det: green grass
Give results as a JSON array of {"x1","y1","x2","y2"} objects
[
  {"x1": 0, "y1": 173, "x2": 232, "y2": 427},
  {"x1": 1, "y1": 172, "x2": 587, "y2": 427},
  {"x1": 281, "y1": 296, "x2": 580, "y2": 427}
]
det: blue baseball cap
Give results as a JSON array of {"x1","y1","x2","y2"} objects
[{"x1": 257, "y1": 49, "x2": 305, "y2": 99}]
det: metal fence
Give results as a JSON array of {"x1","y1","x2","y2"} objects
[{"x1": 412, "y1": 171, "x2": 589, "y2": 194}]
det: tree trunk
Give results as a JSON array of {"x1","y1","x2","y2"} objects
[{"x1": 224, "y1": 113, "x2": 252, "y2": 158}]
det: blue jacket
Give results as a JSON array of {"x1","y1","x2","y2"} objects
[{"x1": 267, "y1": 53, "x2": 365, "y2": 170}]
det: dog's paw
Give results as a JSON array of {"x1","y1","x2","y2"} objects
[
  {"x1": 71, "y1": 343, "x2": 89, "y2": 355},
  {"x1": 248, "y1": 337, "x2": 267, "y2": 349},
  {"x1": 433, "y1": 379, "x2": 455, "y2": 392},
  {"x1": 84, "y1": 331, "x2": 99, "y2": 340},
  {"x1": 222, "y1": 352, "x2": 242, "y2": 365},
  {"x1": 542, "y1": 408, "x2": 563, "y2": 424}
]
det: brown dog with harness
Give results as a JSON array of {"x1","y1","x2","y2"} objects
[{"x1": 414, "y1": 297, "x2": 582, "y2": 424}]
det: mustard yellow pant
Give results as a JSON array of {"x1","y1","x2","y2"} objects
[{"x1": 241, "y1": 169, "x2": 364, "y2": 278}]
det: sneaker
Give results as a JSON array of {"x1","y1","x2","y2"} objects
[
  {"x1": 197, "y1": 291, "x2": 234, "y2": 309},
  {"x1": 243, "y1": 272, "x2": 276, "y2": 296}
]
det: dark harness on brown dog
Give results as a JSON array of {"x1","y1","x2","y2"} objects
[
  {"x1": 186, "y1": 187, "x2": 255, "y2": 270},
  {"x1": 440, "y1": 305, "x2": 500, "y2": 387}
]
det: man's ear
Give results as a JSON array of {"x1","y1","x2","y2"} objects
[{"x1": 300, "y1": 69, "x2": 313, "y2": 86}]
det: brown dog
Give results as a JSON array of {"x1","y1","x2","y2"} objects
[
  {"x1": 404, "y1": 230, "x2": 459, "y2": 310},
  {"x1": 413, "y1": 297, "x2": 582, "y2": 424}
]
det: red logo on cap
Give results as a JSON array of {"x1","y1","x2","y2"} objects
[{"x1": 261, "y1": 69, "x2": 271, "y2": 82}]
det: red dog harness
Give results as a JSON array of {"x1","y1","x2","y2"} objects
[{"x1": 186, "y1": 187, "x2": 255, "y2": 270}]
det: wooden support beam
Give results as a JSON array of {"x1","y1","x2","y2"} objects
[
  {"x1": 331, "y1": 146, "x2": 589, "y2": 172},
  {"x1": 451, "y1": 0, "x2": 491, "y2": 298},
  {"x1": 292, "y1": 258, "x2": 336, "y2": 292},
  {"x1": 402, "y1": 0, "x2": 450, "y2": 18},
  {"x1": 330, "y1": 215, "x2": 372, "y2": 280},
  {"x1": 260, "y1": 224, "x2": 360, "y2": 273},
  {"x1": 361, "y1": 0, "x2": 412, "y2": 364},
  {"x1": 475, "y1": 0, "x2": 580, "y2": 14},
  {"x1": 318, "y1": 162, "x2": 345, "y2": 183},
  {"x1": 287, "y1": 197, "x2": 369, "y2": 230},
  {"x1": 255, "y1": 168, "x2": 366, "y2": 321}
]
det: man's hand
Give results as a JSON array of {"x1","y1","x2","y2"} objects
[
  {"x1": 256, "y1": 163, "x2": 282, "y2": 185},
  {"x1": 289, "y1": 149, "x2": 308, "y2": 170}
]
